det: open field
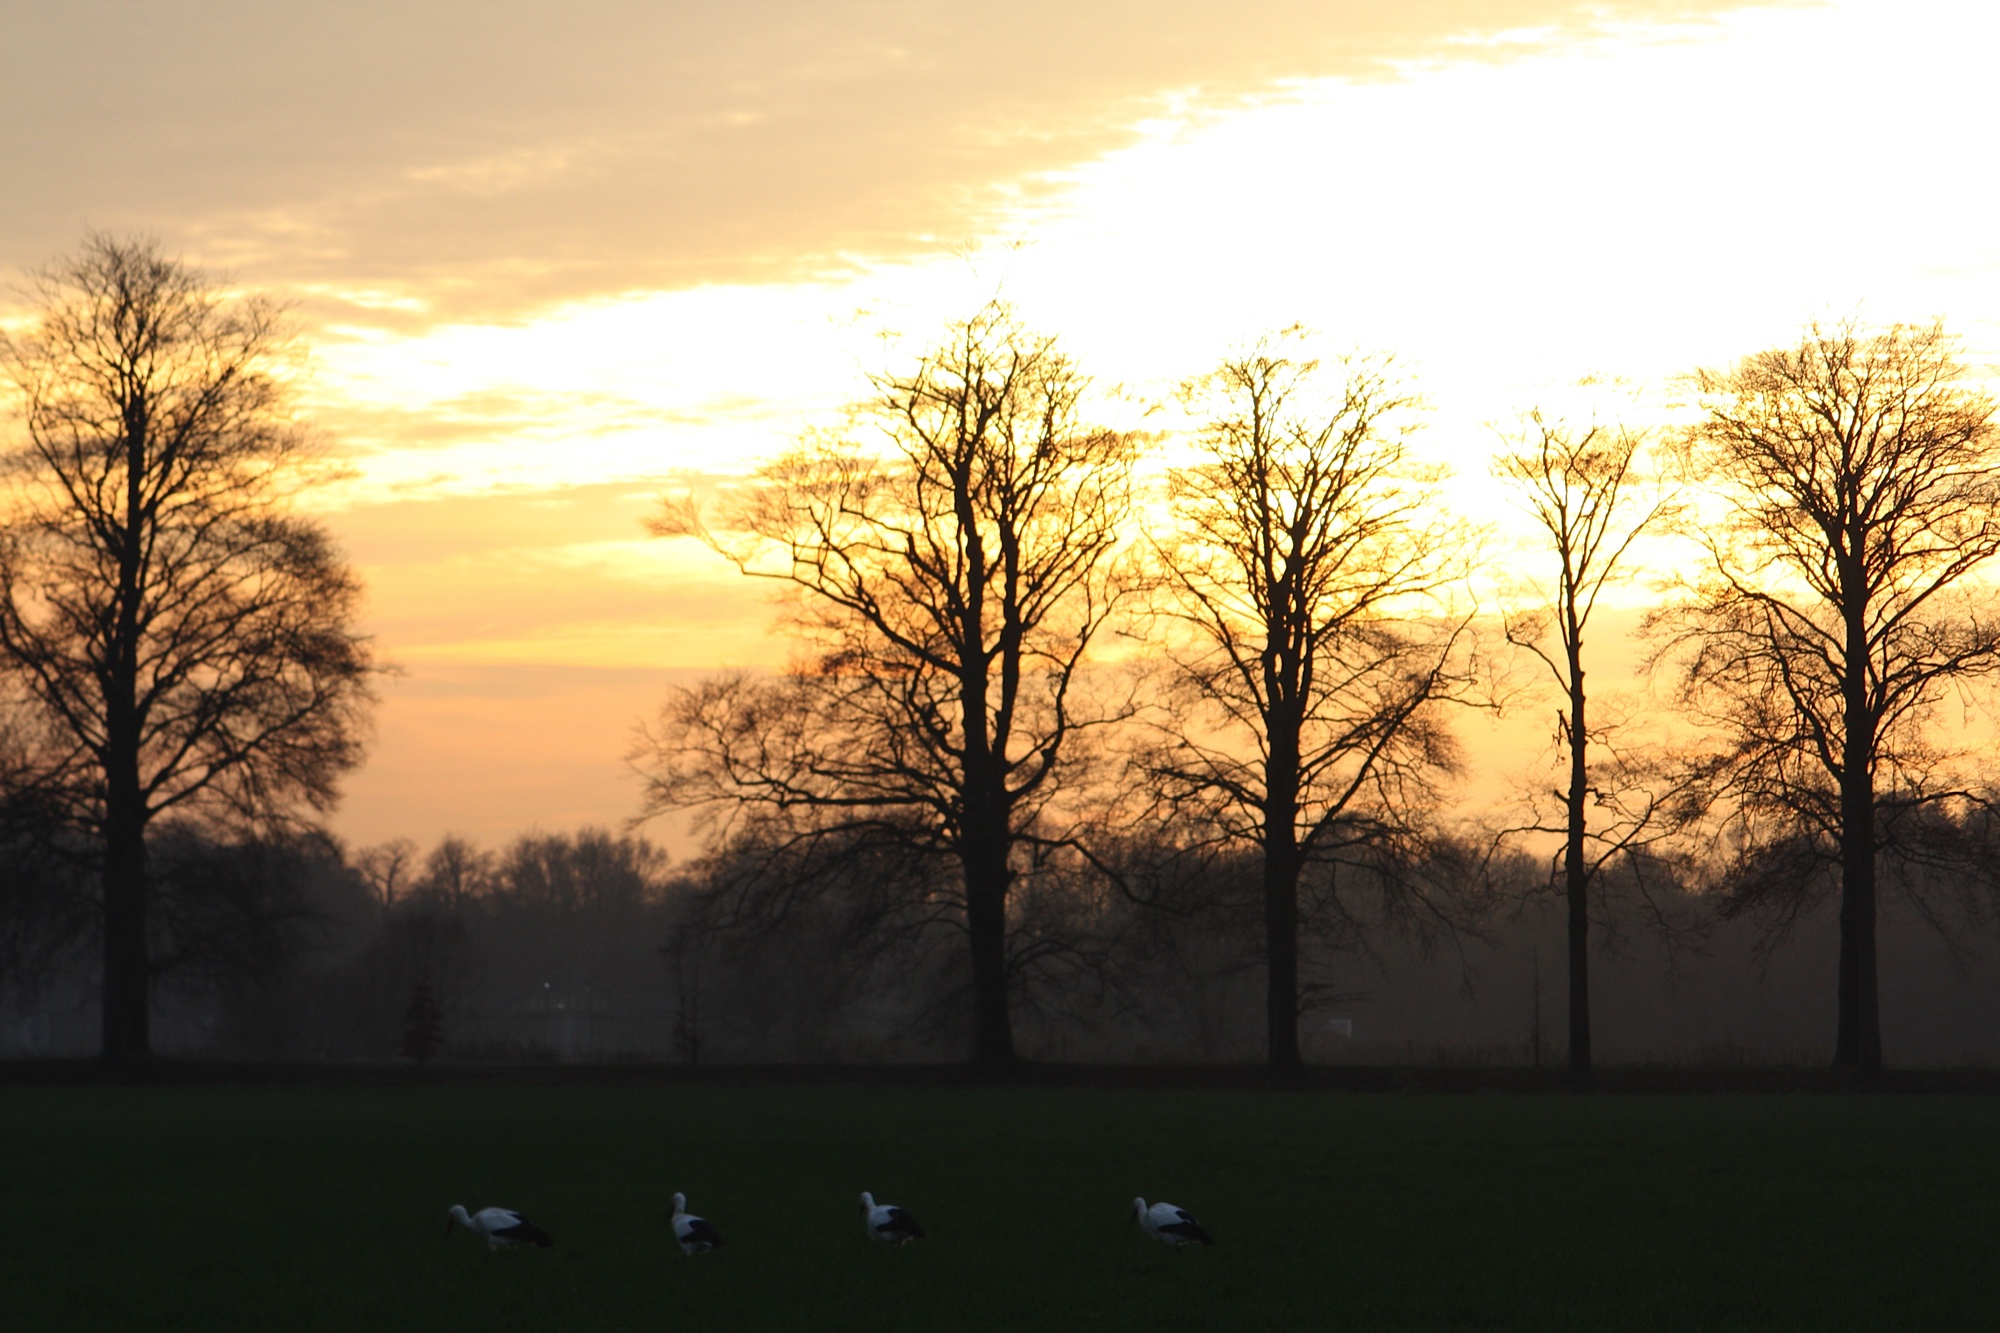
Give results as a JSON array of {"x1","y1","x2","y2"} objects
[{"x1": 5, "y1": 1080, "x2": 1999, "y2": 1330}]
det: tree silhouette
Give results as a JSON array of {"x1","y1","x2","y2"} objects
[
  {"x1": 1147, "y1": 335, "x2": 1474, "y2": 1071},
  {"x1": 355, "y1": 838, "x2": 418, "y2": 916},
  {"x1": 643, "y1": 304, "x2": 1135, "y2": 1071},
  {"x1": 1494, "y1": 407, "x2": 1672, "y2": 1079},
  {"x1": 0, "y1": 235, "x2": 376, "y2": 1063},
  {"x1": 1657, "y1": 320, "x2": 2000, "y2": 1071}
]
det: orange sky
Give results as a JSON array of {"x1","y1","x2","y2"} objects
[{"x1": 4, "y1": 0, "x2": 1997, "y2": 854}]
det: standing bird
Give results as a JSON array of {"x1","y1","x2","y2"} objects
[
  {"x1": 447, "y1": 1204, "x2": 555, "y2": 1250},
  {"x1": 860, "y1": 1191, "x2": 925, "y2": 1245},
  {"x1": 670, "y1": 1192, "x2": 725, "y2": 1255},
  {"x1": 1133, "y1": 1198, "x2": 1214, "y2": 1247}
]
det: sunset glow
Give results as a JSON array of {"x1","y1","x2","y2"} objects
[{"x1": 5, "y1": 0, "x2": 1995, "y2": 848}]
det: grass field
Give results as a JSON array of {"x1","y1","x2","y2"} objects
[{"x1": 4, "y1": 1080, "x2": 1998, "y2": 1330}]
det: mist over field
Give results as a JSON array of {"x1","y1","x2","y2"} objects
[{"x1": 6, "y1": 822, "x2": 1999, "y2": 1069}]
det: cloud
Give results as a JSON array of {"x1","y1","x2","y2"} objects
[{"x1": 1, "y1": 0, "x2": 1779, "y2": 326}]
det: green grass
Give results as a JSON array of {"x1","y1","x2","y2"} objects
[{"x1": 4, "y1": 1082, "x2": 1997, "y2": 1330}]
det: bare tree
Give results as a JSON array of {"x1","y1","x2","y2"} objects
[
  {"x1": 1656, "y1": 320, "x2": 2000, "y2": 1070},
  {"x1": 641, "y1": 303, "x2": 1136, "y2": 1071},
  {"x1": 1148, "y1": 334, "x2": 1474, "y2": 1071},
  {"x1": 1493, "y1": 408, "x2": 1673, "y2": 1078},
  {"x1": 414, "y1": 835, "x2": 492, "y2": 913},
  {"x1": 355, "y1": 838, "x2": 418, "y2": 917},
  {"x1": 0, "y1": 235, "x2": 377, "y2": 1063}
]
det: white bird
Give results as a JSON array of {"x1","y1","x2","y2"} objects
[
  {"x1": 860, "y1": 1191, "x2": 925, "y2": 1245},
  {"x1": 1133, "y1": 1197, "x2": 1214, "y2": 1247},
  {"x1": 670, "y1": 1192, "x2": 724, "y2": 1255},
  {"x1": 446, "y1": 1204, "x2": 554, "y2": 1250}
]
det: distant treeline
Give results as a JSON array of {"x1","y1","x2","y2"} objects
[{"x1": 4, "y1": 822, "x2": 1998, "y2": 1065}]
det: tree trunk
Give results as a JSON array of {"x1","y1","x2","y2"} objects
[
  {"x1": 961, "y1": 799, "x2": 1016, "y2": 1074},
  {"x1": 1834, "y1": 605, "x2": 1881, "y2": 1071},
  {"x1": 964, "y1": 867, "x2": 1014, "y2": 1073},
  {"x1": 1564, "y1": 665, "x2": 1592, "y2": 1081},
  {"x1": 101, "y1": 410, "x2": 151, "y2": 1065},
  {"x1": 1834, "y1": 739, "x2": 1881, "y2": 1070},
  {"x1": 1264, "y1": 735, "x2": 1303, "y2": 1071},
  {"x1": 1263, "y1": 844, "x2": 1302, "y2": 1071},
  {"x1": 99, "y1": 753, "x2": 149, "y2": 1064}
]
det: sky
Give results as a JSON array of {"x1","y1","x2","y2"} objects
[{"x1": 3, "y1": 0, "x2": 1997, "y2": 854}]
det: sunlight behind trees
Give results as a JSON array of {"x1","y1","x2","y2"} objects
[
  {"x1": 1656, "y1": 321, "x2": 2000, "y2": 1072},
  {"x1": 638, "y1": 305, "x2": 1137, "y2": 1071},
  {"x1": 1143, "y1": 337, "x2": 1479, "y2": 1070},
  {"x1": 1492, "y1": 409, "x2": 1676, "y2": 1079},
  {"x1": 6, "y1": 1, "x2": 2000, "y2": 1072}
]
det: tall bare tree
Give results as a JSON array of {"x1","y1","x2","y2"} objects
[
  {"x1": 1657, "y1": 320, "x2": 2000, "y2": 1071},
  {"x1": 1149, "y1": 335, "x2": 1473, "y2": 1071},
  {"x1": 1494, "y1": 408, "x2": 1671, "y2": 1079},
  {"x1": 0, "y1": 235, "x2": 376, "y2": 1063},
  {"x1": 642, "y1": 304, "x2": 1135, "y2": 1071}
]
